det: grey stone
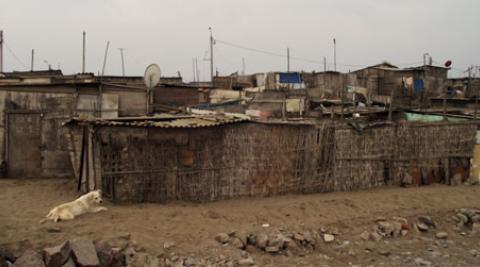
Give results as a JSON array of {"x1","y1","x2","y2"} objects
[
  {"x1": 435, "y1": 232, "x2": 448, "y2": 239},
  {"x1": 265, "y1": 246, "x2": 280, "y2": 253},
  {"x1": 456, "y1": 213, "x2": 469, "y2": 224},
  {"x1": 237, "y1": 258, "x2": 255, "y2": 266},
  {"x1": 414, "y1": 257, "x2": 432, "y2": 266},
  {"x1": 231, "y1": 238, "x2": 244, "y2": 249},
  {"x1": 268, "y1": 235, "x2": 285, "y2": 249},
  {"x1": 370, "y1": 231, "x2": 382, "y2": 242},
  {"x1": 256, "y1": 234, "x2": 268, "y2": 249},
  {"x1": 12, "y1": 249, "x2": 45, "y2": 267},
  {"x1": 416, "y1": 223, "x2": 429, "y2": 232},
  {"x1": 43, "y1": 241, "x2": 71, "y2": 267},
  {"x1": 163, "y1": 241, "x2": 175, "y2": 250},
  {"x1": 214, "y1": 233, "x2": 229, "y2": 244},
  {"x1": 418, "y1": 216, "x2": 436, "y2": 228},
  {"x1": 60, "y1": 259, "x2": 74, "y2": 267},
  {"x1": 105, "y1": 235, "x2": 131, "y2": 252},
  {"x1": 183, "y1": 257, "x2": 196, "y2": 267},
  {"x1": 70, "y1": 239, "x2": 100, "y2": 267},
  {"x1": 94, "y1": 240, "x2": 113, "y2": 267},
  {"x1": 360, "y1": 231, "x2": 370, "y2": 241},
  {"x1": 323, "y1": 234, "x2": 335, "y2": 243},
  {"x1": 129, "y1": 253, "x2": 158, "y2": 267}
]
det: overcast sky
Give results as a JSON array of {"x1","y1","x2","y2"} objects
[{"x1": 0, "y1": 0, "x2": 479, "y2": 80}]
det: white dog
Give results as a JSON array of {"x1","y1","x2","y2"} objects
[{"x1": 40, "y1": 190, "x2": 107, "y2": 223}]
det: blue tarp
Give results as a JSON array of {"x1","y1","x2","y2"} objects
[
  {"x1": 414, "y1": 79, "x2": 424, "y2": 94},
  {"x1": 279, "y1": 72, "x2": 302, "y2": 84}
]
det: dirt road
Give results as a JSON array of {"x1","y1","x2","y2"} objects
[{"x1": 1, "y1": 179, "x2": 480, "y2": 266}]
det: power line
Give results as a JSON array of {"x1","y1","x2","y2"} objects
[
  {"x1": 3, "y1": 41, "x2": 28, "y2": 69},
  {"x1": 215, "y1": 39, "x2": 366, "y2": 67}
]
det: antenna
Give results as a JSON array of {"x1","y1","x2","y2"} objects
[
  {"x1": 0, "y1": 30, "x2": 3, "y2": 72},
  {"x1": 209, "y1": 27, "x2": 214, "y2": 86},
  {"x1": 287, "y1": 47, "x2": 290, "y2": 72},
  {"x1": 242, "y1": 57, "x2": 245, "y2": 75},
  {"x1": 333, "y1": 38, "x2": 337, "y2": 71},
  {"x1": 101, "y1": 41, "x2": 110, "y2": 76},
  {"x1": 144, "y1": 64, "x2": 161, "y2": 114},
  {"x1": 31, "y1": 49, "x2": 34, "y2": 71},
  {"x1": 82, "y1": 31, "x2": 86, "y2": 73},
  {"x1": 118, "y1": 48, "x2": 125, "y2": 76}
]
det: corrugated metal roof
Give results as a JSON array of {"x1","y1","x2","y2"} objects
[{"x1": 64, "y1": 114, "x2": 250, "y2": 129}]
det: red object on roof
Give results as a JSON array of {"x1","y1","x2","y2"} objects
[{"x1": 444, "y1": 60, "x2": 452, "y2": 67}]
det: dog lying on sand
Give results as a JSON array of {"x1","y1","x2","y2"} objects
[{"x1": 40, "y1": 190, "x2": 107, "y2": 223}]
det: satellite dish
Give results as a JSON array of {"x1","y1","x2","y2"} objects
[
  {"x1": 444, "y1": 60, "x2": 452, "y2": 68},
  {"x1": 144, "y1": 64, "x2": 161, "y2": 89}
]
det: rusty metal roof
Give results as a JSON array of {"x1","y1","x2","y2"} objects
[{"x1": 64, "y1": 114, "x2": 250, "y2": 129}]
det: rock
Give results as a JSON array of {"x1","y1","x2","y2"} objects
[
  {"x1": 265, "y1": 246, "x2": 280, "y2": 253},
  {"x1": 46, "y1": 228, "x2": 61, "y2": 234},
  {"x1": 414, "y1": 257, "x2": 432, "y2": 266},
  {"x1": 472, "y1": 214, "x2": 480, "y2": 223},
  {"x1": 129, "y1": 252, "x2": 158, "y2": 267},
  {"x1": 472, "y1": 223, "x2": 480, "y2": 233},
  {"x1": 456, "y1": 213, "x2": 469, "y2": 224},
  {"x1": 416, "y1": 222, "x2": 429, "y2": 232},
  {"x1": 43, "y1": 241, "x2": 71, "y2": 267},
  {"x1": 360, "y1": 231, "x2": 370, "y2": 241},
  {"x1": 246, "y1": 234, "x2": 256, "y2": 246},
  {"x1": 469, "y1": 249, "x2": 479, "y2": 257},
  {"x1": 377, "y1": 221, "x2": 394, "y2": 236},
  {"x1": 245, "y1": 245, "x2": 256, "y2": 253},
  {"x1": 303, "y1": 231, "x2": 314, "y2": 244},
  {"x1": 323, "y1": 234, "x2": 335, "y2": 243},
  {"x1": 94, "y1": 240, "x2": 113, "y2": 267},
  {"x1": 0, "y1": 248, "x2": 16, "y2": 265},
  {"x1": 401, "y1": 230, "x2": 409, "y2": 236},
  {"x1": 256, "y1": 234, "x2": 268, "y2": 249},
  {"x1": 163, "y1": 241, "x2": 175, "y2": 250},
  {"x1": 370, "y1": 231, "x2": 382, "y2": 242},
  {"x1": 378, "y1": 249, "x2": 391, "y2": 257},
  {"x1": 60, "y1": 258, "x2": 74, "y2": 267},
  {"x1": 70, "y1": 239, "x2": 100, "y2": 267},
  {"x1": 214, "y1": 233, "x2": 230, "y2": 244},
  {"x1": 293, "y1": 233, "x2": 304, "y2": 242},
  {"x1": 105, "y1": 235, "x2": 130, "y2": 251},
  {"x1": 435, "y1": 232, "x2": 448, "y2": 239},
  {"x1": 268, "y1": 235, "x2": 285, "y2": 249},
  {"x1": 418, "y1": 216, "x2": 436, "y2": 228},
  {"x1": 183, "y1": 257, "x2": 196, "y2": 267},
  {"x1": 375, "y1": 216, "x2": 387, "y2": 222},
  {"x1": 12, "y1": 249, "x2": 45, "y2": 267},
  {"x1": 231, "y1": 238, "x2": 245, "y2": 249},
  {"x1": 392, "y1": 216, "x2": 408, "y2": 225},
  {"x1": 238, "y1": 258, "x2": 255, "y2": 266},
  {"x1": 110, "y1": 252, "x2": 126, "y2": 267}
]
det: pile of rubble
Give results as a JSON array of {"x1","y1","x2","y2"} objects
[
  {"x1": 359, "y1": 217, "x2": 410, "y2": 241},
  {"x1": 0, "y1": 235, "x2": 244, "y2": 267},
  {"x1": 451, "y1": 208, "x2": 480, "y2": 232},
  {"x1": 214, "y1": 228, "x2": 339, "y2": 256}
]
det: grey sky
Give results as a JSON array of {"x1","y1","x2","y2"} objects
[{"x1": 0, "y1": 0, "x2": 478, "y2": 81}]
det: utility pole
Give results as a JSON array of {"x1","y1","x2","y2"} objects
[
  {"x1": 287, "y1": 47, "x2": 290, "y2": 72},
  {"x1": 192, "y1": 58, "x2": 196, "y2": 82},
  {"x1": 0, "y1": 30, "x2": 3, "y2": 73},
  {"x1": 82, "y1": 31, "x2": 86, "y2": 73},
  {"x1": 101, "y1": 41, "x2": 110, "y2": 77},
  {"x1": 195, "y1": 58, "x2": 199, "y2": 83},
  {"x1": 242, "y1": 57, "x2": 245, "y2": 75},
  {"x1": 324, "y1": 56, "x2": 327, "y2": 72},
  {"x1": 333, "y1": 38, "x2": 337, "y2": 72},
  {"x1": 209, "y1": 27, "x2": 214, "y2": 87},
  {"x1": 31, "y1": 49, "x2": 34, "y2": 71},
  {"x1": 118, "y1": 48, "x2": 125, "y2": 76}
]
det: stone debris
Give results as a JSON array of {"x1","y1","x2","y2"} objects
[
  {"x1": 163, "y1": 241, "x2": 176, "y2": 250},
  {"x1": 323, "y1": 234, "x2": 335, "y2": 243},
  {"x1": 435, "y1": 232, "x2": 448, "y2": 239},
  {"x1": 414, "y1": 257, "x2": 433, "y2": 266},
  {"x1": 214, "y1": 229, "x2": 323, "y2": 255},
  {"x1": 70, "y1": 239, "x2": 99, "y2": 267},
  {"x1": 12, "y1": 249, "x2": 45, "y2": 267},
  {"x1": 452, "y1": 208, "x2": 480, "y2": 231},
  {"x1": 43, "y1": 241, "x2": 71, "y2": 267}
]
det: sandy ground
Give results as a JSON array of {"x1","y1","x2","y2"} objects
[{"x1": 1, "y1": 179, "x2": 480, "y2": 266}]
